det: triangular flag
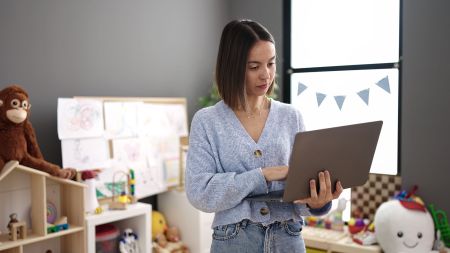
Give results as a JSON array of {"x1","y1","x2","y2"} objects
[
  {"x1": 316, "y1": 93, "x2": 326, "y2": 107},
  {"x1": 357, "y1": 88, "x2": 370, "y2": 105},
  {"x1": 376, "y1": 76, "x2": 391, "y2": 93},
  {"x1": 334, "y1": 96, "x2": 346, "y2": 110},
  {"x1": 297, "y1": 82, "x2": 307, "y2": 96}
]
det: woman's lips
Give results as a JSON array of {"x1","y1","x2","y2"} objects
[{"x1": 257, "y1": 84, "x2": 268, "y2": 89}]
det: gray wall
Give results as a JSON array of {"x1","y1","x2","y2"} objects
[
  {"x1": 230, "y1": 0, "x2": 284, "y2": 97},
  {"x1": 402, "y1": 0, "x2": 450, "y2": 218},
  {"x1": 0, "y1": 0, "x2": 228, "y2": 164}
]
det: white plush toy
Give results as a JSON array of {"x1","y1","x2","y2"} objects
[{"x1": 374, "y1": 190, "x2": 438, "y2": 253}]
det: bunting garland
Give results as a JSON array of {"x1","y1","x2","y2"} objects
[
  {"x1": 376, "y1": 76, "x2": 391, "y2": 93},
  {"x1": 334, "y1": 96, "x2": 346, "y2": 110},
  {"x1": 357, "y1": 88, "x2": 370, "y2": 105},
  {"x1": 297, "y1": 76, "x2": 391, "y2": 110},
  {"x1": 297, "y1": 82, "x2": 308, "y2": 96},
  {"x1": 316, "y1": 93, "x2": 326, "y2": 107}
]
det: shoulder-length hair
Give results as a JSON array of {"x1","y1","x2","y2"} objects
[{"x1": 215, "y1": 19, "x2": 275, "y2": 110}]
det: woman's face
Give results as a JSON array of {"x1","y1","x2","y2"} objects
[{"x1": 245, "y1": 40, "x2": 276, "y2": 98}]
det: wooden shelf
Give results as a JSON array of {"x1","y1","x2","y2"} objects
[
  {"x1": 0, "y1": 164, "x2": 86, "y2": 253},
  {"x1": 0, "y1": 226, "x2": 83, "y2": 251}
]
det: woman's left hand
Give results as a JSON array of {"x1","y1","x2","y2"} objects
[{"x1": 294, "y1": 170, "x2": 343, "y2": 209}]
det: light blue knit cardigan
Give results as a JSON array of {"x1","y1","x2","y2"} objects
[{"x1": 185, "y1": 100, "x2": 331, "y2": 228}]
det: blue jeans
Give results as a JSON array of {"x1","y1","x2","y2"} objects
[{"x1": 211, "y1": 219, "x2": 306, "y2": 253}]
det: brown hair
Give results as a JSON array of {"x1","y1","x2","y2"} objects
[{"x1": 215, "y1": 19, "x2": 276, "y2": 110}]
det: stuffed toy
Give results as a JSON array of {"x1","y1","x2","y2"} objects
[
  {"x1": 119, "y1": 228, "x2": 139, "y2": 253},
  {"x1": 152, "y1": 211, "x2": 168, "y2": 241},
  {"x1": 152, "y1": 211, "x2": 189, "y2": 253},
  {"x1": 374, "y1": 187, "x2": 438, "y2": 253},
  {"x1": 0, "y1": 85, "x2": 77, "y2": 179}
]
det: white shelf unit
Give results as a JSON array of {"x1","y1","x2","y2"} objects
[
  {"x1": 85, "y1": 202, "x2": 151, "y2": 253},
  {"x1": 158, "y1": 190, "x2": 214, "y2": 253},
  {"x1": 0, "y1": 164, "x2": 86, "y2": 253}
]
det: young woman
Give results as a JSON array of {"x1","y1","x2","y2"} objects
[{"x1": 185, "y1": 19, "x2": 343, "y2": 253}]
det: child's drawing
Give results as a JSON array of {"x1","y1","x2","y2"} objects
[
  {"x1": 58, "y1": 98, "x2": 104, "y2": 139},
  {"x1": 104, "y1": 102, "x2": 141, "y2": 139},
  {"x1": 61, "y1": 138, "x2": 110, "y2": 170},
  {"x1": 112, "y1": 138, "x2": 147, "y2": 168},
  {"x1": 138, "y1": 103, "x2": 188, "y2": 137}
]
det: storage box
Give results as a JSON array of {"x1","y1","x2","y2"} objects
[{"x1": 96, "y1": 223, "x2": 120, "y2": 253}]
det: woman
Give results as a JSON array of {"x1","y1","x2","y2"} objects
[{"x1": 185, "y1": 19, "x2": 343, "y2": 253}]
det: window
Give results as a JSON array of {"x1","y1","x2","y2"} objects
[{"x1": 284, "y1": 0, "x2": 401, "y2": 220}]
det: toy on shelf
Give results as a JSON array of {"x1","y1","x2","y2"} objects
[
  {"x1": 77, "y1": 169, "x2": 102, "y2": 214},
  {"x1": 152, "y1": 211, "x2": 189, "y2": 253},
  {"x1": 119, "y1": 228, "x2": 140, "y2": 253},
  {"x1": 429, "y1": 203, "x2": 450, "y2": 249},
  {"x1": 47, "y1": 216, "x2": 69, "y2": 234},
  {"x1": 374, "y1": 186, "x2": 438, "y2": 253},
  {"x1": 7, "y1": 213, "x2": 27, "y2": 241},
  {"x1": 96, "y1": 223, "x2": 120, "y2": 253},
  {"x1": 348, "y1": 217, "x2": 368, "y2": 234},
  {"x1": 152, "y1": 211, "x2": 168, "y2": 242},
  {"x1": 109, "y1": 169, "x2": 137, "y2": 210},
  {"x1": 47, "y1": 201, "x2": 58, "y2": 224},
  {"x1": 304, "y1": 216, "x2": 324, "y2": 228},
  {"x1": 323, "y1": 198, "x2": 346, "y2": 231},
  {"x1": 128, "y1": 168, "x2": 137, "y2": 203},
  {"x1": 351, "y1": 222, "x2": 377, "y2": 246},
  {"x1": 0, "y1": 85, "x2": 77, "y2": 179}
]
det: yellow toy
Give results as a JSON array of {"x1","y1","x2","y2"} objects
[
  {"x1": 152, "y1": 211, "x2": 168, "y2": 241},
  {"x1": 152, "y1": 211, "x2": 190, "y2": 253}
]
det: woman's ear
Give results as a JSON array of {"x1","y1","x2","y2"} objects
[{"x1": 0, "y1": 99, "x2": 3, "y2": 106}]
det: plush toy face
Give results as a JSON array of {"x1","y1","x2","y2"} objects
[
  {"x1": 374, "y1": 200, "x2": 435, "y2": 253},
  {"x1": 152, "y1": 211, "x2": 168, "y2": 240},
  {"x1": 0, "y1": 85, "x2": 31, "y2": 125}
]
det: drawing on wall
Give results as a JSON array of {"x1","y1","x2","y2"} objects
[
  {"x1": 142, "y1": 135, "x2": 180, "y2": 188},
  {"x1": 61, "y1": 138, "x2": 110, "y2": 170},
  {"x1": 104, "y1": 102, "x2": 141, "y2": 139},
  {"x1": 57, "y1": 98, "x2": 104, "y2": 139},
  {"x1": 138, "y1": 103, "x2": 188, "y2": 137},
  {"x1": 58, "y1": 97, "x2": 187, "y2": 199},
  {"x1": 112, "y1": 138, "x2": 147, "y2": 167}
]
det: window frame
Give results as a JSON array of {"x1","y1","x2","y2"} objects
[{"x1": 282, "y1": 0, "x2": 403, "y2": 176}]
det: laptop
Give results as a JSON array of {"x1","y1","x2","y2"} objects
[{"x1": 246, "y1": 120, "x2": 383, "y2": 203}]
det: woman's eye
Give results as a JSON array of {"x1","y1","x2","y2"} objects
[{"x1": 249, "y1": 65, "x2": 258, "y2": 70}]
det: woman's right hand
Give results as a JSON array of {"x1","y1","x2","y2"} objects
[{"x1": 261, "y1": 166, "x2": 288, "y2": 181}]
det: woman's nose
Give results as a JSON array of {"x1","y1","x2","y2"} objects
[{"x1": 260, "y1": 67, "x2": 270, "y2": 79}]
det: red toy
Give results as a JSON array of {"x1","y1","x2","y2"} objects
[{"x1": 0, "y1": 85, "x2": 77, "y2": 179}]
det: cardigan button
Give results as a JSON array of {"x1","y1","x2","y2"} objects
[
  {"x1": 254, "y1": 150, "x2": 262, "y2": 157},
  {"x1": 260, "y1": 207, "x2": 269, "y2": 215}
]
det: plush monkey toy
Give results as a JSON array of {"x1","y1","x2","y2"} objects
[{"x1": 0, "y1": 84, "x2": 77, "y2": 179}]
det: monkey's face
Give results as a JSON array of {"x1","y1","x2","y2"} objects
[{"x1": 0, "y1": 93, "x2": 31, "y2": 124}]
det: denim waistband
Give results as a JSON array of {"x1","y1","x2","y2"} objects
[{"x1": 239, "y1": 219, "x2": 297, "y2": 229}]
